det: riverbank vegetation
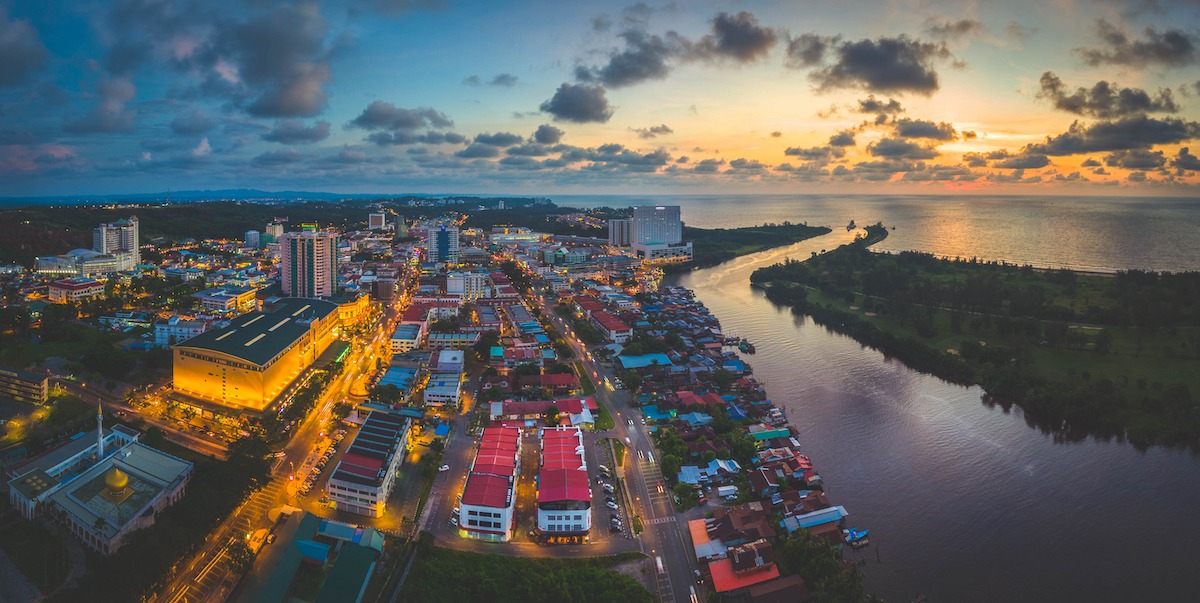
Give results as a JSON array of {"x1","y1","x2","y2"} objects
[
  {"x1": 751, "y1": 224, "x2": 1200, "y2": 450},
  {"x1": 399, "y1": 534, "x2": 653, "y2": 603},
  {"x1": 681, "y1": 222, "x2": 833, "y2": 269}
]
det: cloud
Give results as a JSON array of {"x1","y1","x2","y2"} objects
[
  {"x1": 579, "y1": 29, "x2": 677, "y2": 88},
  {"x1": 233, "y1": 3, "x2": 333, "y2": 117},
  {"x1": 349, "y1": 101, "x2": 453, "y2": 130},
  {"x1": 1103, "y1": 148, "x2": 1165, "y2": 169},
  {"x1": 924, "y1": 19, "x2": 984, "y2": 40},
  {"x1": 728, "y1": 158, "x2": 767, "y2": 171},
  {"x1": 464, "y1": 73, "x2": 519, "y2": 87},
  {"x1": 364, "y1": 130, "x2": 465, "y2": 146},
  {"x1": 784, "y1": 33, "x2": 837, "y2": 68},
  {"x1": 462, "y1": 75, "x2": 481, "y2": 86},
  {"x1": 64, "y1": 78, "x2": 137, "y2": 134},
  {"x1": 783, "y1": 145, "x2": 845, "y2": 161},
  {"x1": 1036, "y1": 72, "x2": 1178, "y2": 118},
  {"x1": 189, "y1": 137, "x2": 212, "y2": 158},
  {"x1": 632, "y1": 124, "x2": 673, "y2": 139},
  {"x1": 1077, "y1": 19, "x2": 1198, "y2": 68},
  {"x1": 1005, "y1": 22, "x2": 1037, "y2": 42},
  {"x1": 693, "y1": 158, "x2": 725, "y2": 173},
  {"x1": 856, "y1": 95, "x2": 904, "y2": 115},
  {"x1": 261, "y1": 119, "x2": 331, "y2": 144},
  {"x1": 993, "y1": 153, "x2": 1050, "y2": 169},
  {"x1": 533, "y1": 124, "x2": 564, "y2": 144},
  {"x1": 506, "y1": 143, "x2": 551, "y2": 157},
  {"x1": 770, "y1": 131, "x2": 782, "y2": 138},
  {"x1": 1023, "y1": 115, "x2": 1200, "y2": 155},
  {"x1": 473, "y1": 131, "x2": 523, "y2": 147},
  {"x1": 591, "y1": 14, "x2": 612, "y2": 33},
  {"x1": 811, "y1": 35, "x2": 952, "y2": 95},
  {"x1": 170, "y1": 110, "x2": 217, "y2": 135},
  {"x1": 866, "y1": 137, "x2": 940, "y2": 159},
  {"x1": 539, "y1": 83, "x2": 613, "y2": 123},
  {"x1": 1127, "y1": 171, "x2": 1147, "y2": 182},
  {"x1": 829, "y1": 130, "x2": 856, "y2": 146},
  {"x1": 691, "y1": 11, "x2": 777, "y2": 63},
  {"x1": 1173, "y1": 147, "x2": 1200, "y2": 171},
  {"x1": 894, "y1": 118, "x2": 957, "y2": 140},
  {"x1": 455, "y1": 143, "x2": 501, "y2": 158},
  {"x1": 0, "y1": 7, "x2": 49, "y2": 87},
  {"x1": 253, "y1": 147, "x2": 304, "y2": 166}
]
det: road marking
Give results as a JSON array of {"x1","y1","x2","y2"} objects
[{"x1": 648, "y1": 516, "x2": 676, "y2": 525}]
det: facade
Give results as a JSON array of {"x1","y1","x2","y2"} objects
[
  {"x1": 264, "y1": 222, "x2": 285, "y2": 244},
  {"x1": 425, "y1": 224, "x2": 460, "y2": 264},
  {"x1": 368, "y1": 213, "x2": 388, "y2": 230},
  {"x1": 192, "y1": 285, "x2": 257, "y2": 313},
  {"x1": 280, "y1": 225, "x2": 338, "y2": 298},
  {"x1": 631, "y1": 205, "x2": 692, "y2": 264},
  {"x1": 423, "y1": 372, "x2": 463, "y2": 407},
  {"x1": 93, "y1": 216, "x2": 140, "y2": 266},
  {"x1": 171, "y1": 297, "x2": 340, "y2": 412},
  {"x1": 445, "y1": 271, "x2": 489, "y2": 300},
  {"x1": 459, "y1": 426, "x2": 520, "y2": 542},
  {"x1": 48, "y1": 277, "x2": 105, "y2": 303},
  {"x1": 389, "y1": 323, "x2": 424, "y2": 353},
  {"x1": 35, "y1": 249, "x2": 135, "y2": 277},
  {"x1": 244, "y1": 230, "x2": 261, "y2": 249},
  {"x1": 154, "y1": 316, "x2": 211, "y2": 348},
  {"x1": 424, "y1": 332, "x2": 479, "y2": 351},
  {"x1": 607, "y1": 218, "x2": 633, "y2": 247},
  {"x1": 536, "y1": 427, "x2": 591, "y2": 540},
  {"x1": 326, "y1": 411, "x2": 410, "y2": 517},
  {"x1": 0, "y1": 366, "x2": 48, "y2": 404}
]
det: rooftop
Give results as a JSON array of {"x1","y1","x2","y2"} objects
[{"x1": 173, "y1": 297, "x2": 338, "y2": 366}]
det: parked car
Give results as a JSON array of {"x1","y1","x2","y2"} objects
[
  {"x1": 605, "y1": 495, "x2": 617, "y2": 504},
  {"x1": 606, "y1": 501, "x2": 618, "y2": 510},
  {"x1": 266, "y1": 533, "x2": 276, "y2": 544},
  {"x1": 609, "y1": 525, "x2": 622, "y2": 533},
  {"x1": 450, "y1": 516, "x2": 458, "y2": 526},
  {"x1": 602, "y1": 484, "x2": 615, "y2": 494},
  {"x1": 694, "y1": 569, "x2": 703, "y2": 583},
  {"x1": 438, "y1": 464, "x2": 450, "y2": 472}
]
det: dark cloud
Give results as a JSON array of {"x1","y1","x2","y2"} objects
[
  {"x1": 784, "y1": 34, "x2": 837, "y2": 68},
  {"x1": 170, "y1": 110, "x2": 217, "y2": 135},
  {"x1": 261, "y1": 119, "x2": 330, "y2": 144},
  {"x1": 349, "y1": 101, "x2": 453, "y2": 130},
  {"x1": 506, "y1": 143, "x2": 551, "y2": 157},
  {"x1": 811, "y1": 35, "x2": 952, "y2": 95},
  {"x1": 894, "y1": 118, "x2": 957, "y2": 140},
  {"x1": 850, "y1": 159, "x2": 926, "y2": 180},
  {"x1": 473, "y1": 132, "x2": 523, "y2": 147},
  {"x1": 455, "y1": 143, "x2": 501, "y2": 158},
  {"x1": 728, "y1": 158, "x2": 766, "y2": 171},
  {"x1": 1023, "y1": 116, "x2": 1200, "y2": 155},
  {"x1": 994, "y1": 153, "x2": 1051, "y2": 169},
  {"x1": 901, "y1": 164, "x2": 980, "y2": 182},
  {"x1": 234, "y1": 3, "x2": 333, "y2": 117},
  {"x1": 1037, "y1": 72, "x2": 1178, "y2": 118},
  {"x1": 783, "y1": 145, "x2": 845, "y2": 161},
  {"x1": 539, "y1": 83, "x2": 613, "y2": 123},
  {"x1": 962, "y1": 130, "x2": 977, "y2": 139},
  {"x1": 253, "y1": 147, "x2": 305, "y2": 166},
  {"x1": 770, "y1": 131, "x2": 782, "y2": 138},
  {"x1": 462, "y1": 75, "x2": 481, "y2": 86},
  {"x1": 1081, "y1": 158, "x2": 1102, "y2": 167},
  {"x1": 622, "y1": 3, "x2": 653, "y2": 26},
  {"x1": 464, "y1": 73, "x2": 519, "y2": 87},
  {"x1": 829, "y1": 130, "x2": 856, "y2": 146},
  {"x1": 866, "y1": 137, "x2": 940, "y2": 159},
  {"x1": 64, "y1": 78, "x2": 137, "y2": 134},
  {"x1": 693, "y1": 158, "x2": 725, "y2": 173},
  {"x1": 591, "y1": 14, "x2": 612, "y2": 33},
  {"x1": 354, "y1": 0, "x2": 445, "y2": 16},
  {"x1": 1103, "y1": 148, "x2": 1166, "y2": 169},
  {"x1": 1127, "y1": 171, "x2": 1148, "y2": 182},
  {"x1": 633, "y1": 124, "x2": 673, "y2": 139},
  {"x1": 0, "y1": 8, "x2": 49, "y2": 87},
  {"x1": 533, "y1": 124, "x2": 564, "y2": 144},
  {"x1": 364, "y1": 130, "x2": 464, "y2": 146},
  {"x1": 693, "y1": 11, "x2": 777, "y2": 63},
  {"x1": 578, "y1": 29, "x2": 676, "y2": 88},
  {"x1": 856, "y1": 95, "x2": 904, "y2": 116},
  {"x1": 924, "y1": 19, "x2": 984, "y2": 40},
  {"x1": 1077, "y1": 19, "x2": 1198, "y2": 68},
  {"x1": 1173, "y1": 147, "x2": 1200, "y2": 171}
]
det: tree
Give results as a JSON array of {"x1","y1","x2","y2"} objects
[
  {"x1": 225, "y1": 540, "x2": 255, "y2": 574},
  {"x1": 331, "y1": 401, "x2": 355, "y2": 421},
  {"x1": 370, "y1": 384, "x2": 405, "y2": 406},
  {"x1": 660, "y1": 454, "x2": 682, "y2": 482},
  {"x1": 472, "y1": 330, "x2": 501, "y2": 360},
  {"x1": 544, "y1": 405, "x2": 561, "y2": 425},
  {"x1": 710, "y1": 368, "x2": 735, "y2": 392},
  {"x1": 513, "y1": 363, "x2": 541, "y2": 377},
  {"x1": 1095, "y1": 328, "x2": 1113, "y2": 355}
]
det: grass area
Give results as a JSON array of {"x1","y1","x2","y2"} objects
[
  {"x1": 613, "y1": 440, "x2": 626, "y2": 468},
  {"x1": 400, "y1": 535, "x2": 653, "y2": 603},
  {"x1": 0, "y1": 323, "x2": 124, "y2": 369},
  {"x1": 631, "y1": 515, "x2": 644, "y2": 536},
  {"x1": 593, "y1": 402, "x2": 614, "y2": 431},
  {"x1": 0, "y1": 508, "x2": 70, "y2": 594},
  {"x1": 573, "y1": 362, "x2": 596, "y2": 395}
]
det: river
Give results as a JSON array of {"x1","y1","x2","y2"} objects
[{"x1": 667, "y1": 230, "x2": 1200, "y2": 602}]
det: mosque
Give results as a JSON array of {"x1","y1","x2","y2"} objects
[{"x1": 5, "y1": 405, "x2": 194, "y2": 555}]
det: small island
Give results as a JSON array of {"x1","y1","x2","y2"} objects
[{"x1": 752, "y1": 224, "x2": 1200, "y2": 450}]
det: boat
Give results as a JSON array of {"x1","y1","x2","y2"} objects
[
  {"x1": 847, "y1": 220, "x2": 856, "y2": 231},
  {"x1": 843, "y1": 528, "x2": 870, "y2": 547},
  {"x1": 738, "y1": 339, "x2": 756, "y2": 354}
]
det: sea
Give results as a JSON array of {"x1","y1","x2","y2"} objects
[{"x1": 557, "y1": 194, "x2": 1200, "y2": 602}]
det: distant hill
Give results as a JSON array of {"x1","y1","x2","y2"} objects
[{"x1": 0, "y1": 189, "x2": 530, "y2": 206}]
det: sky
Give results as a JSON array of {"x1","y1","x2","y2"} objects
[{"x1": 1, "y1": 0, "x2": 1200, "y2": 197}]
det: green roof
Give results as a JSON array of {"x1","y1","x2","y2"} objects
[
  {"x1": 174, "y1": 298, "x2": 338, "y2": 366},
  {"x1": 315, "y1": 543, "x2": 378, "y2": 603}
]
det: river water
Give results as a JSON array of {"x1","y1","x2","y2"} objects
[{"x1": 645, "y1": 197, "x2": 1200, "y2": 602}]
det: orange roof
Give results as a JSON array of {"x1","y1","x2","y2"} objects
[
  {"x1": 688, "y1": 518, "x2": 710, "y2": 546},
  {"x1": 708, "y1": 558, "x2": 781, "y2": 593}
]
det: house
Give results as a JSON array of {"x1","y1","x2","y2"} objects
[
  {"x1": 518, "y1": 373, "x2": 580, "y2": 396},
  {"x1": 708, "y1": 502, "x2": 776, "y2": 547},
  {"x1": 748, "y1": 467, "x2": 780, "y2": 498},
  {"x1": 708, "y1": 539, "x2": 781, "y2": 594}
]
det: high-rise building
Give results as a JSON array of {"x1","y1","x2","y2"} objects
[
  {"x1": 93, "y1": 216, "x2": 140, "y2": 266},
  {"x1": 368, "y1": 213, "x2": 388, "y2": 230},
  {"x1": 280, "y1": 225, "x2": 338, "y2": 298},
  {"x1": 244, "y1": 230, "x2": 261, "y2": 249},
  {"x1": 631, "y1": 205, "x2": 692, "y2": 264},
  {"x1": 608, "y1": 218, "x2": 632, "y2": 247},
  {"x1": 264, "y1": 221, "x2": 285, "y2": 245},
  {"x1": 425, "y1": 224, "x2": 460, "y2": 264}
]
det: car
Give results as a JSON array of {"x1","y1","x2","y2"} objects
[
  {"x1": 266, "y1": 533, "x2": 277, "y2": 544},
  {"x1": 610, "y1": 511, "x2": 621, "y2": 520},
  {"x1": 694, "y1": 569, "x2": 703, "y2": 583},
  {"x1": 598, "y1": 472, "x2": 610, "y2": 480},
  {"x1": 450, "y1": 516, "x2": 458, "y2": 526},
  {"x1": 609, "y1": 517, "x2": 622, "y2": 525},
  {"x1": 609, "y1": 525, "x2": 622, "y2": 533},
  {"x1": 605, "y1": 496, "x2": 617, "y2": 505},
  {"x1": 602, "y1": 484, "x2": 615, "y2": 494},
  {"x1": 438, "y1": 464, "x2": 450, "y2": 472},
  {"x1": 606, "y1": 501, "x2": 618, "y2": 510},
  {"x1": 641, "y1": 417, "x2": 646, "y2": 424},
  {"x1": 597, "y1": 465, "x2": 610, "y2": 473},
  {"x1": 452, "y1": 507, "x2": 460, "y2": 516}
]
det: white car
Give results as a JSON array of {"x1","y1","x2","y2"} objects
[
  {"x1": 438, "y1": 464, "x2": 450, "y2": 472},
  {"x1": 606, "y1": 500, "x2": 619, "y2": 510}
]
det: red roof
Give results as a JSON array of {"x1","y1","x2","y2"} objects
[
  {"x1": 593, "y1": 311, "x2": 630, "y2": 333},
  {"x1": 708, "y1": 558, "x2": 781, "y2": 593},
  {"x1": 537, "y1": 468, "x2": 590, "y2": 503},
  {"x1": 461, "y1": 472, "x2": 512, "y2": 508}
]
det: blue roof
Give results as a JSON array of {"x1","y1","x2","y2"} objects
[
  {"x1": 618, "y1": 353, "x2": 673, "y2": 369},
  {"x1": 642, "y1": 404, "x2": 674, "y2": 422},
  {"x1": 296, "y1": 539, "x2": 331, "y2": 562},
  {"x1": 678, "y1": 412, "x2": 713, "y2": 427},
  {"x1": 726, "y1": 404, "x2": 749, "y2": 420},
  {"x1": 433, "y1": 424, "x2": 451, "y2": 437},
  {"x1": 678, "y1": 465, "x2": 703, "y2": 484},
  {"x1": 378, "y1": 366, "x2": 417, "y2": 389},
  {"x1": 707, "y1": 458, "x2": 740, "y2": 474},
  {"x1": 780, "y1": 505, "x2": 849, "y2": 532}
]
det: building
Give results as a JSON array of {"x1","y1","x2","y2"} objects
[
  {"x1": 6, "y1": 410, "x2": 192, "y2": 555},
  {"x1": 425, "y1": 224, "x2": 460, "y2": 264},
  {"x1": 368, "y1": 213, "x2": 389, "y2": 230},
  {"x1": 0, "y1": 366, "x2": 48, "y2": 404},
  {"x1": 264, "y1": 221, "x2": 285, "y2": 244},
  {"x1": 326, "y1": 411, "x2": 410, "y2": 517},
  {"x1": 192, "y1": 285, "x2": 258, "y2": 313},
  {"x1": 48, "y1": 277, "x2": 105, "y2": 303},
  {"x1": 423, "y1": 372, "x2": 463, "y2": 407},
  {"x1": 240, "y1": 512, "x2": 382, "y2": 603},
  {"x1": 445, "y1": 271, "x2": 489, "y2": 300},
  {"x1": 430, "y1": 350, "x2": 464, "y2": 373},
  {"x1": 390, "y1": 323, "x2": 424, "y2": 353},
  {"x1": 536, "y1": 427, "x2": 591, "y2": 542},
  {"x1": 35, "y1": 249, "x2": 135, "y2": 276},
  {"x1": 171, "y1": 297, "x2": 340, "y2": 412},
  {"x1": 424, "y1": 332, "x2": 480, "y2": 351},
  {"x1": 608, "y1": 218, "x2": 632, "y2": 247},
  {"x1": 280, "y1": 225, "x2": 338, "y2": 298},
  {"x1": 154, "y1": 316, "x2": 211, "y2": 348},
  {"x1": 631, "y1": 205, "x2": 693, "y2": 263},
  {"x1": 244, "y1": 230, "x2": 261, "y2": 249},
  {"x1": 459, "y1": 426, "x2": 521, "y2": 542},
  {"x1": 93, "y1": 216, "x2": 140, "y2": 266}
]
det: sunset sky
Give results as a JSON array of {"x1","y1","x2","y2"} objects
[{"x1": 2, "y1": 0, "x2": 1199, "y2": 197}]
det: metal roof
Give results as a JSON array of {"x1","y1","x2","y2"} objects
[{"x1": 173, "y1": 297, "x2": 338, "y2": 366}]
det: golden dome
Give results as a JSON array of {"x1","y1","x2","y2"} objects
[{"x1": 105, "y1": 466, "x2": 128, "y2": 492}]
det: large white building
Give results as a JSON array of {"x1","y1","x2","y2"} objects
[
  {"x1": 280, "y1": 225, "x2": 338, "y2": 298},
  {"x1": 608, "y1": 218, "x2": 633, "y2": 247},
  {"x1": 536, "y1": 427, "x2": 592, "y2": 542},
  {"x1": 326, "y1": 411, "x2": 410, "y2": 517},
  {"x1": 459, "y1": 426, "x2": 521, "y2": 542},
  {"x1": 93, "y1": 216, "x2": 140, "y2": 266},
  {"x1": 368, "y1": 213, "x2": 389, "y2": 230},
  {"x1": 446, "y1": 271, "x2": 489, "y2": 300},
  {"x1": 631, "y1": 205, "x2": 692, "y2": 263},
  {"x1": 423, "y1": 371, "x2": 464, "y2": 407},
  {"x1": 424, "y1": 224, "x2": 460, "y2": 264}
]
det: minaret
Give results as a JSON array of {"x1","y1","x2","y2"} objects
[{"x1": 97, "y1": 403, "x2": 105, "y2": 458}]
